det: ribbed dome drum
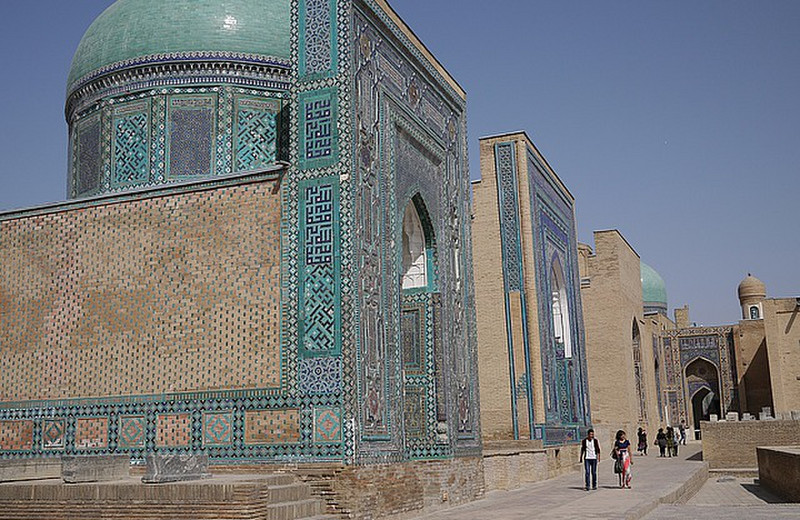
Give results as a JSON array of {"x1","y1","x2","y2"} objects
[{"x1": 738, "y1": 274, "x2": 767, "y2": 303}]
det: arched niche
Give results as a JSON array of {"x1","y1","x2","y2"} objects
[{"x1": 550, "y1": 256, "x2": 572, "y2": 359}]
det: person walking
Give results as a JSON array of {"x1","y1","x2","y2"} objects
[
  {"x1": 655, "y1": 427, "x2": 667, "y2": 457},
  {"x1": 679, "y1": 420, "x2": 687, "y2": 445},
  {"x1": 637, "y1": 427, "x2": 648, "y2": 456},
  {"x1": 672, "y1": 426, "x2": 680, "y2": 457},
  {"x1": 665, "y1": 426, "x2": 675, "y2": 458},
  {"x1": 613, "y1": 430, "x2": 633, "y2": 489},
  {"x1": 579, "y1": 428, "x2": 600, "y2": 491}
]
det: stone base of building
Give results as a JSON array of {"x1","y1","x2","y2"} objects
[
  {"x1": 482, "y1": 441, "x2": 581, "y2": 491},
  {"x1": 0, "y1": 456, "x2": 485, "y2": 520}
]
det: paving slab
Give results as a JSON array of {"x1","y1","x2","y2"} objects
[{"x1": 413, "y1": 443, "x2": 707, "y2": 520}]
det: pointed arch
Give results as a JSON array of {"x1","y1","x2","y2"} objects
[
  {"x1": 401, "y1": 194, "x2": 436, "y2": 291},
  {"x1": 550, "y1": 255, "x2": 572, "y2": 359}
]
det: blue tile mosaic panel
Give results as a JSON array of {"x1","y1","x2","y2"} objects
[
  {"x1": 299, "y1": 0, "x2": 337, "y2": 78},
  {"x1": 299, "y1": 358, "x2": 342, "y2": 394},
  {"x1": 112, "y1": 101, "x2": 150, "y2": 187},
  {"x1": 235, "y1": 97, "x2": 279, "y2": 172},
  {"x1": 299, "y1": 180, "x2": 341, "y2": 358},
  {"x1": 299, "y1": 88, "x2": 337, "y2": 169},
  {"x1": 203, "y1": 411, "x2": 234, "y2": 447},
  {"x1": 167, "y1": 96, "x2": 215, "y2": 178},
  {"x1": 76, "y1": 117, "x2": 101, "y2": 196}
]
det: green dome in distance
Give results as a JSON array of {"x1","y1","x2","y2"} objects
[
  {"x1": 68, "y1": 0, "x2": 291, "y2": 91},
  {"x1": 641, "y1": 261, "x2": 668, "y2": 310}
]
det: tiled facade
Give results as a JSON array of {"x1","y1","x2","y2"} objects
[
  {"x1": 472, "y1": 132, "x2": 590, "y2": 444},
  {"x1": 0, "y1": 2, "x2": 481, "y2": 493}
]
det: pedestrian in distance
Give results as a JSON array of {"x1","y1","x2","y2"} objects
[
  {"x1": 665, "y1": 426, "x2": 675, "y2": 458},
  {"x1": 672, "y1": 426, "x2": 680, "y2": 457},
  {"x1": 655, "y1": 427, "x2": 667, "y2": 457},
  {"x1": 679, "y1": 420, "x2": 687, "y2": 445},
  {"x1": 637, "y1": 427, "x2": 648, "y2": 456},
  {"x1": 613, "y1": 429, "x2": 633, "y2": 489},
  {"x1": 579, "y1": 428, "x2": 600, "y2": 491}
]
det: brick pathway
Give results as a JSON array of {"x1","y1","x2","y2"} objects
[{"x1": 413, "y1": 443, "x2": 707, "y2": 520}]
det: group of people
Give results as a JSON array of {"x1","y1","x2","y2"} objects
[{"x1": 578, "y1": 421, "x2": 689, "y2": 491}]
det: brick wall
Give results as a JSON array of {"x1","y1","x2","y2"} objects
[
  {"x1": 483, "y1": 443, "x2": 580, "y2": 491},
  {"x1": 701, "y1": 419, "x2": 800, "y2": 469},
  {"x1": 0, "y1": 179, "x2": 282, "y2": 402},
  {"x1": 757, "y1": 446, "x2": 800, "y2": 502}
]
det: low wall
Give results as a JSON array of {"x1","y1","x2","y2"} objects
[
  {"x1": 701, "y1": 419, "x2": 800, "y2": 469},
  {"x1": 482, "y1": 441, "x2": 580, "y2": 491},
  {"x1": 757, "y1": 446, "x2": 800, "y2": 502}
]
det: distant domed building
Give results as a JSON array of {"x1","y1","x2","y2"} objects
[
  {"x1": 641, "y1": 262, "x2": 668, "y2": 316},
  {"x1": 0, "y1": 1, "x2": 483, "y2": 516}
]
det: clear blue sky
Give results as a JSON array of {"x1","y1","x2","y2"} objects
[{"x1": 1, "y1": 1, "x2": 798, "y2": 325}]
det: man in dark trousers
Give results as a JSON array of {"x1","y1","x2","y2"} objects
[{"x1": 579, "y1": 429, "x2": 600, "y2": 490}]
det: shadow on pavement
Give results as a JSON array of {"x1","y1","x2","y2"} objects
[
  {"x1": 741, "y1": 483, "x2": 791, "y2": 504},
  {"x1": 685, "y1": 451, "x2": 703, "y2": 461}
]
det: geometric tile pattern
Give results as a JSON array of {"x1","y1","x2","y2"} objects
[
  {"x1": 118, "y1": 416, "x2": 146, "y2": 449},
  {"x1": 299, "y1": 180, "x2": 340, "y2": 357},
  {"x1": 299, "y1": 89, "x2": 337, "y2": 169},
  {"x1": 0, "y1": 420, "x2": 33, "y2": 451},
  {"x1": 0, "y1": 180, "x2": 282, "y2": 401},
  {"x1": 401, "y1": 306, "x2": 424, "y2": 374},
  {"x1": 235, "y1": 98, "x2": 278, "y2": 172},
  {"x1": 244, "y1": 409, "x2": 300, "y2": 445},
  {"x1": 76, "y1": 118, "x2": 101, "y2": 196},
  {"x1": 300, "y1": 0, "x2": 336, "y2": 78},
  {"x1": 156, "y1": 413, "x2": 191, "y2": 448},
  {"x1": 314, "y1": 407, "x2": 342, "y2": 442},
  {"x1": 203, "y1": 411, "x2": 234, "y2": 447},
  {"x1": 75, "y1": 417, "x2": 109, "y2": 450},
  {"x1": 112, "y1": 103, "x2": 150, "y2": 187},
  {"x1": 299, "y1": 357, "x2": 342, "y2": 394},
  {"x1": 168, "y1": 97, "x2": 214, "y2": 178},
  {"x1": 403, "y1": 387, "x2": 426, "y2": 440},
  {"x1": 42, "y1": 419, "x2": 65, "y2": 450}
]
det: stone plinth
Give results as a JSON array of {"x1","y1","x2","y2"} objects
[
  {"x1": 142, "y1": 454, "x2": 210, "y2": 484},
  {"x1": 757, "y1": 446, "x2": 800, "y2": 502},
  {"x1": 0, "y1": 459, "x2": 61, "y2": 482},
  {"x1": 701, "y1": 419, "x2": 800, "y2": 469},
  {"x1": 62, "y1": 455, "x2": 131, "y2": 483}
]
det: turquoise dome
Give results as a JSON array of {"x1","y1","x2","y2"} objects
[
  {"x1": 68, "y1": 0, "x2": 291, "y2": 90},
  {"x1": 641, "y1": 262, "x2": 668, "y2": 310}
]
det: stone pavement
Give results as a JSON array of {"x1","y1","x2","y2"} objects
[
  {"x1": 644, "y1": 475, "x2": 800, "y2": 519},
  {"x1": 413, "y1": 443, "x2": 707, "y2": 520}
]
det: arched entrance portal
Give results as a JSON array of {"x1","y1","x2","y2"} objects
[{"x1": 685, "y1": 358, "x2": 721, "y2": 439}]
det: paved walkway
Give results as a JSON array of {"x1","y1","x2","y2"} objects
[
  {"x1": 645, "y1": 475, "x2": 800, "y2": 519},
  {"x1": 414, "y1": 443, "x2": 707, "y2": 520}
]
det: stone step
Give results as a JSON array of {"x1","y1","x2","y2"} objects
[
  {"x1": 266, "y1": 498, "x2": 324, "y2": 520},
  {"x1": 267, "y1": 483, "x2": 313, "y2": 503}
]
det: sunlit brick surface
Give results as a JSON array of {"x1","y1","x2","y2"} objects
[{"x1": 0, "y1": 181, "x2": 281, "y2": 401}]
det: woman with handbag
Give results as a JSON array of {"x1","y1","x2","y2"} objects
[{"x1": 613, "y1": 430, "x2": 633, "y2": 488}]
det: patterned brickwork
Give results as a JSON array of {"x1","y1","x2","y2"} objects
[
  {"x1": 244, "y1": 409, "x2": 301, "y2": 445},
  {"x1": 0, "y1": 181, "x2": 281, "y2": 401},
  {"x1": 0, "y1": 421, "x2": 33, "y2": 451},
  {"x1": 75, "y1": 417, "x2": 108, "y2": 450},
  {"x1": 156, "y1": 413, "x2": 191, "y2": 448}
]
